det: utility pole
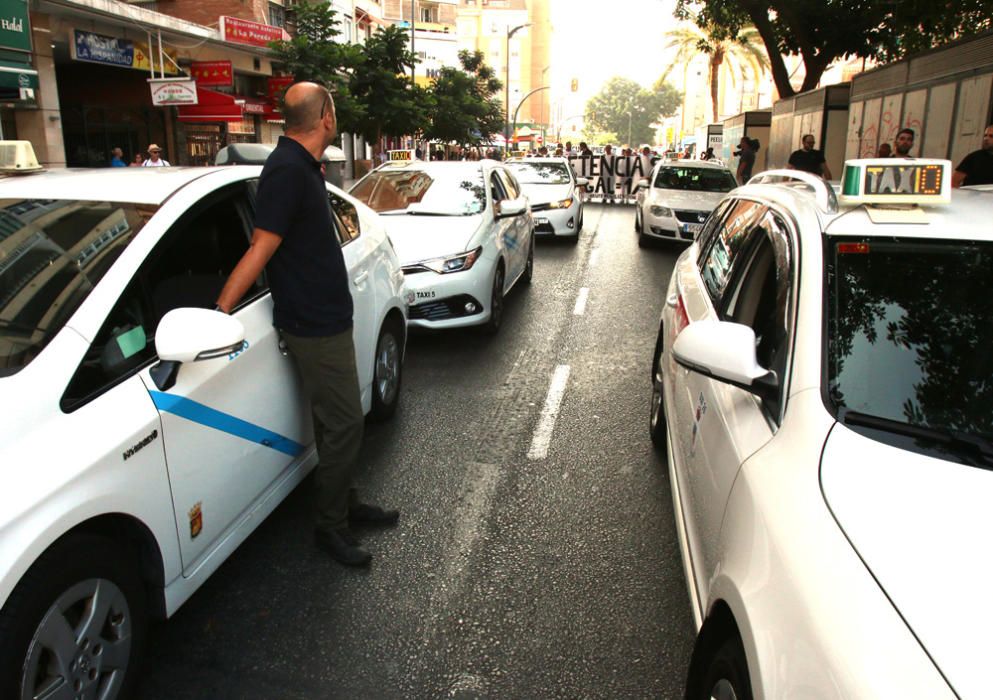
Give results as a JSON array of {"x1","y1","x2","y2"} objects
[{"x1": 504, "y1": 23, "x2": 531, "y2": 156}]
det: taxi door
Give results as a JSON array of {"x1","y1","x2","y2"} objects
[
  {"x1": 497, "y1": 168, "x2": 531, "y2": 280},
  {"x1": 329, "y1": 189, "x2": 376, "y2": 409},
  {"x1": 141, "y1": 184, "x2": 309, "y2": 575},
  {"x1": 489, "y1": 170, "x2": 523, "y2": 285},
  {"x1": 670, "y1": 202, "x2": 793, "y2": 599}
]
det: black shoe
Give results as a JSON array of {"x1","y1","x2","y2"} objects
[
  {"x1": 349, "y1": 502, "x2": 400, "y2": 526},
  {"x1": 314, "y1": 529, "x2": 371, "y2": 566}
]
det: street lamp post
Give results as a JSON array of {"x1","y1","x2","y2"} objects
[
  {"x1": 504, "y1": 22, "x2": 531, "y2": 156},
  {"x1": 512, "y1": 86, "x2": 551, "y2": 149}
]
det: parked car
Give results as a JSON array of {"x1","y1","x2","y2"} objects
[
  {"x1": 0, "y1": 159, "x2": 406, "y2": 697},
  {"x1": 651, "y1": 160, "x2": 989, "y2": 699},
  {"x1": 635, "y1": 159, "x2": 737, "y2": 246},
  {"x1": 506, "y1": 157, "x2": 586, "y2": 242},
  {"x1": 349, "y1": 160, "x2": 534, "y2": 333},
  {"x1": 215, "y1": 142, "x2": 347, "y2": 188}
]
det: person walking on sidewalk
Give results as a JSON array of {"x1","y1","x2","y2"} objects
[{"x1": 216, "y1": 82, "x2": 399, "y2": 567}]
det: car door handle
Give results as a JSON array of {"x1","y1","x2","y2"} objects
[
  {"x1": 353, "y1": 271, "x2": 369, "y2": 285},
  {"x1": 666, "y1": 291, "x2": 679, "y2": 307}
]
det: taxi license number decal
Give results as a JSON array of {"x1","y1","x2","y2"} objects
[{"x1": 416, "y1": 290, "x2": 436, "y2": 299}]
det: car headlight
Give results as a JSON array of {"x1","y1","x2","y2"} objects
[
  {"x1": 650, "y1": 205, "x2": 674, "y2": 218},
  {"x1": 422, "y1": 246, "x2": 483, "y2": 274},
  {"x1": 548, "y1": 197, "x2": 574, "y2": 209}
]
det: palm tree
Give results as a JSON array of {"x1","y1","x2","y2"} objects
[{"x1": 661, "y1": 21, "x2": 769, "y2": 123}]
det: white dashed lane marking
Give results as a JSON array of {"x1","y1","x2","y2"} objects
[
  {"x1": 573, "y1": 287, "x2": 589, "y2": 316},
  {"x1": 589, "y1": 249, "x2": 600, "y2": 267},
  {"x1": 527, "y1": 364, "x2": 571, "y2": 460}
]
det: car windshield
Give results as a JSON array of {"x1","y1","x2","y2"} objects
[
  {"x1": 507, "y1": 162, "x2": 572, "y2": 185},
  {"x1": 826, "y1": 236, "x2": 993, "y2": 445},
  {"x1": 0, "y1": 199, "x2": 155, "y2": 376},
  {"x1": 653, "y1": 166, "x2": 736, "y2": 192},
  {"x1": 350, "y1": 168, "x2": 486, "y2": 215}
]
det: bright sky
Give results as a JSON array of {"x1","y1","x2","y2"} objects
[{"x1": 550, "y1": 0, "x2": 681, "y2": 109}]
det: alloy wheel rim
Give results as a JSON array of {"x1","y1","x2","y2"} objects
[
  {"x1": 710, "y1": 679, "x2": 738, "y2": 700},
  {"x1": 650, "y1": 375, "x2": 662, "y2": 429},
  {"x1": 491, "y1": 269, "x2": 504, "y2": 324},
  {"x1": 375, "y1": 332, "x2": 400, "y2": 405},
  {"x1": 22, "y1": 578, "x2": 132, "y2": 700}
]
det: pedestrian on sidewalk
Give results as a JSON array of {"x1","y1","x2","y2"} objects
[
  {"x1": 142, "y1": 145, "x2": 170, "y2": 167},
  {"x1": 952, "y1": 124, "x2": 993, "y2": 187},
  {"x1": 215, "y1": 82, "x2": 399, "y2": 567}
]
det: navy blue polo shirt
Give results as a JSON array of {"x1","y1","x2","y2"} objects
[{"x1": 255, "y1": 136, "x2": 353, "y2": 336}]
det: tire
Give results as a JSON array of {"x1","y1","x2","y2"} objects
[
  {"x1": 635, "y1": 208, "x2": 642, "y2": 233},
  {"x1": 649, "y1": 337, "x2": 668, "y2": 448},
  {"x1": 686, "y1": 633, "x2": 753, "y2": 700},
  {"x1": 575, "y1": 210, "x2": 584, "y2": 234},
  {"x1": 482, "y1": 263, "x2": 505, "y2": 335},
  {"x1": 523, "y1": 237, "x2": 534, "y2": 284},
  {"x1": 369, "y1": 318, "x2": 403, "y2": 421},
  {"x1": 0, "y1": 533, "x2": 147, "y2": 700}
]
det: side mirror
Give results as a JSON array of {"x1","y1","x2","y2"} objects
[
  {"x1": 575, "y1": 177, "x2": 589, "y2": 187},
  {"x1": 672, "y1": 320, "x2": 777, "y2": 398},
  {"x1": 635, "y1": 179, "x2": 650, "y2": 191},
  {"x1": 151, "y1": 308, "x2": 246, "y2": 391},
  {"x1": 496, "y1": 197, "x2": 527, "y2": 218}
]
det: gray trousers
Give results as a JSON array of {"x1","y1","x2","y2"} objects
[{"x1": 281, "y1": 328, "x2": 363, "y2": 533}]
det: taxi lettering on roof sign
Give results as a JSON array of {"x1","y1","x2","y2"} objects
[
  {"x1": 840, "y1": 158, "x2": 952, "y2": 205},
  {"x1": 389, "y1": 149, "x2": 415, "y2": 162}
]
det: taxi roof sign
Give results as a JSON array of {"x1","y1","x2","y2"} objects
[
  {"x1": 388, "y1": 149, "x2": 416, "y2": 162},
  {"x1": 839, "y1": 158, "x2": 952, "y2": 205}
]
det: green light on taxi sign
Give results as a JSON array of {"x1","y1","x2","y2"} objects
[{"x1": 838, "y1": 158, "x2": 952, "y2": 205}]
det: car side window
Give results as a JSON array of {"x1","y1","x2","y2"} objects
[
  {"x1": 695, "y1": 198, "x2": 733, "y2": 255},
  {"x1": 490, "y1": 171, "x2": 509, "y2": 203},
  {"x1": 699, "y1": 199, "x2": 765, "y2": 306},
  {"x1": 62, "y1": 184, "x2": 258, "y2": 411},
  {"x1": 720, "y1": 211, "x2": 794, "y2": 421},
  {"x1": 328, "y1": 191, "x2": 360, "y2": 244},
  {"x1": 498, "y1": 169, "x2": 521, "y2": 199}
]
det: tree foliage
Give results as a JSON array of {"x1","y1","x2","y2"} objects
[
  {"x1": 584, "y1": 77, "x2": 682, "y2": 147},
  {"x1": 662, "y1": 21, "x2": 768, "y2": 122},
  {"x1": 424, "y1": 50, "x2": 504, "y2": 146},
  {"x1": 268, "y1": 0, "x2": 363, "y2": 133},
  {"x1": 348, "y1": 25, "x2": 430, "y2": 145},
  {"x1": 676, "y1": 0, "x2": 993, "y2": 98}
]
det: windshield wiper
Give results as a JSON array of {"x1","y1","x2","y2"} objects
[{"x1": 840, "y1": 409, "x2": 993, "y2": 467}]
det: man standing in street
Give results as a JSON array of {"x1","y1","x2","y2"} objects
[
  {"x1": 787, "y1": 134, "x2": 832, "y2": 179},
  {"x1": 142, "y1": 144, "x2": 170, "y2": 167},
  {"x1": 215, "y1": 82, "x2": 398, "y2": 567},
  {"x1": 110, "y1": 147, "x2": 126, "y2": 167},
  {"x1": 893, "y1": 128, "x2": 915, "y2": 157},
  {"x1": 953, "y1": 124, "x2": 993, "y2": 187},
  {"x1": 736, "y1": 137, "x2": 756, "y2": 185}
]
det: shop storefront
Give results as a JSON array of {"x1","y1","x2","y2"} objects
[{"x1": 0, "y1": 0, "x2": 39, "y2": 140}]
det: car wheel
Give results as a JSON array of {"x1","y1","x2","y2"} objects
[
  {"x1": 575, "y1": 210, "x2": 584, "y2": 234},
  {"x1": 650, "y1": 340, "x2": 667, "y2": 448},
  {"x1": 523, "y1": 237, "x2": 534, "y2": 284},
  {"x1": 687, "y1": 633, "x2": 753, "y2": 700},
  {"x1": 482, "y1": 263, "x2": 505, "y2": 335},
  {"x1": 634, "y1": 208, "x2": 642, "y2": 233},
  {"x1": 0, "y1": 534, "x2": 147, "y2": 700},
  {"x1": 369, "y1": 318, "x2": 403, "y2": 421}
]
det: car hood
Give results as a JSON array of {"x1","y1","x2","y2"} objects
[
  {"x1": 519, "y1": 183, "x2": 572, "y2": 205},
  {"x1": 649, "y1": 188, "x2": 726, "y2": 212},
  {"x1": 821, "y1": 423, "x2": 992, "y2": 699},
  {"x1": 379, "y1": 214, "x2": 484, "y2": 265}
]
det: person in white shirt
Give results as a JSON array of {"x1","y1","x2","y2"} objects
[{"x1": 142, "y1": 144, "x2": 170, "y2": 167}]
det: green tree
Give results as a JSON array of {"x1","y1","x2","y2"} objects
[
  {"x1": 268, "y1": 0, "x2": 363, "y2": 134},
  {"x1": 662, "y1": 20, "x2": 768, "y2": 122},
  {"x1": 584, "y1": 77, "x2": 682, "y2": 147},
  {"x1": 424, "y1": 50, "x2": 504, "y2": 146},
  {"x1": 676, "y1": 0, "x2": 993, "y2": 98},
  {"x1": 349, "y1": 25, "x2": 430, "y2": 149}
]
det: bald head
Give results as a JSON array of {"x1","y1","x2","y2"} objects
[{"x1": 283, "y1": 82, "x2": 335, "y2": 135}]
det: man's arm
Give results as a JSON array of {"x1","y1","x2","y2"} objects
[
  {"x1": 215, "y1": 228, "x2": 283, "y2": 312},
  {"x1": 821, "y1": 161, "x2": 833, "y2": 180},
  {"x1": 952, "y1": 169, "x2": 968, "y2": 188}
]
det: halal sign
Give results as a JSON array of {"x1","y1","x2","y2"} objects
[{"x1": 149, "y1": 77, "x2": 198, "y2": 106}]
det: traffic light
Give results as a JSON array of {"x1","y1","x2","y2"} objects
[{"x1": 570, "y1": 78, "x2": 578, "y2": 92}]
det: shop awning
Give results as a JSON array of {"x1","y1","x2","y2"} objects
[
  {"x1": 0, "y1": 59, "x2": 39, "y2": 91},
  {"x1": 177, "y1": 87, "x2": 244, "y2": 123}
]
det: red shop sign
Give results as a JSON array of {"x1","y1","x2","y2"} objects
[
  {"x1": 191, "y1": 60, "x2": 233, "y2": 87},
  {"x1": 267, "y1": 75, "x2": 294, "y2": 103},
  {"x1": 220, "y1": 16, "x2": 283, "y2": 48}
]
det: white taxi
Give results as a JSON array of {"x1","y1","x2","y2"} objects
[
  {"x1": 350, "y1": 160, "x2": 533, "y2": 333},
  {"x1": 0, "y1": 162, "x2": 407, "y2": 697},
  {"x1": 651, "y1": 160, "x2": 991, "y2": 699},
  {"x1": 635, "y1": 159, "x2": 737, "y2": 246},
  {"x1": 505, "y1": 157, "x2": 587, "y2": 243}
]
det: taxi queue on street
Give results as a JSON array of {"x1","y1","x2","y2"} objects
[{"x1": 0, "y1": 137, "x2": 990, "y2": 700}]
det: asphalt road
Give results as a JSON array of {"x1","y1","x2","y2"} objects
[{"x1": 138, "y1": 203, "x2": 696, "y2": 699}]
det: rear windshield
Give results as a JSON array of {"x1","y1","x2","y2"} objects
[
  {"x1": 350, "y1": 168, "x2": 486, "y2": 216},
  {"x1": 0, "y1": 199, "x2": 155, "y2": 375},
  {"x1": 654, "y1": 166, "x2": 736, "y2": 192},
  {"x1": 507, "y1": 162, "x2": 572, "y2": 185},
  {"x1": 826, "y1": 237, "x2": 993, "y2": 446}
]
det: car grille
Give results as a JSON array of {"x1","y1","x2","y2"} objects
[
  {"x1": 408, "y1": 294, "x2": 483, "y2": 321},
  {"x1": 534, "y1": 221, "x2": 556, "y2": 233},
  {"x1": 674, "y1": 209, "x2": 709, "y2": 224},
  {"x1": 530, "y1": 202, "x2": 552, "y2": 212}
]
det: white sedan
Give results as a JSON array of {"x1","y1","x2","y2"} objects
[
  {"x1": 505, "y1": 157, "x2": 586, "y2": 243},
  {"x1": 652, "y1": 161, "x2": 990, "y2": 699},
  {"x1": 635, "y1": 159, "x2": 737, "y2": 246},
  {"x1": 0, "y1": 162, "x2": 406, "y2": 697},
  {"x1": 350, "y1": 160, "x2": 534, "y2": 333}
]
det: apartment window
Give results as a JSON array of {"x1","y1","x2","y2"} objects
[
  {"x1": 269, "y1": 3, "x2": 285, "y2": 27},
  {"x1": 420, "y1": 7, "x2": 435, "y2": 22}
]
